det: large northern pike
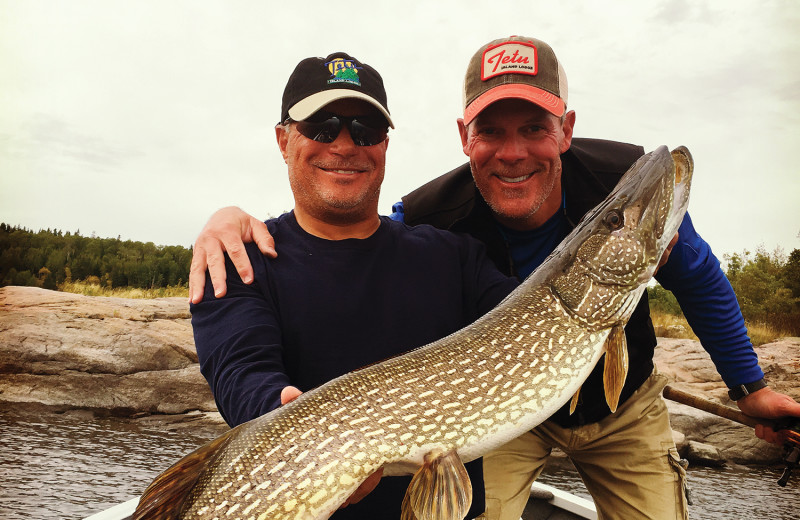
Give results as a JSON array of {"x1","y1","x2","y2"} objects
[{"x1": 134, "y1": 145, "x2": 693, "y2": 520}]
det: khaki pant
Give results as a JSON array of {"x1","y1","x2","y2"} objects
[{"x1": 483, "y1": 371, "x2": 688, "y2": 520}]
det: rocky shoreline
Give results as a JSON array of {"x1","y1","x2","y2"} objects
[{"x1": 2, "y1": 286, "x2": 797, "y2": 465}]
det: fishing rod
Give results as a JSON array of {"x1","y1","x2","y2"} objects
[{"x1": 663, "y1": 384, "x2": 800, "y2": 487}]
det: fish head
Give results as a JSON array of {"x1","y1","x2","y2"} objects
[{"x1": 542, "y1": 146, "x2": 693, "y2": 330}]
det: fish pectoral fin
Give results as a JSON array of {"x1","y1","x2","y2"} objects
[
  {"x1": 569, "y1": 386, "x2": 581, "y2": 415},
  {"x1": 400, "y1": 448, "x2": 472, "y2": 520},
  {"x1": 603, "y1": 324, "x2": 629, "y2": 413},
  {"x1": 132, "y1": 425, "x2": 240, "y2": 520}
]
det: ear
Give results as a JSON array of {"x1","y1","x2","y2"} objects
[
  {"x1": 457, "y1": 118, "x2": 470, "y2": 156},
  {"x1": 275, "y1": 124, "x2": 289, "y2": 163},
  {"x1": 560, "y1": 110, "x2": 576, "y2": 154}
]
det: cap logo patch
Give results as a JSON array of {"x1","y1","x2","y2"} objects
[
  {"x1": 326, "y1": 58, "x2": 362, "y2": 86},
  {"x1": 481, "y1": 42, "x2": 537, "y2": 81}
]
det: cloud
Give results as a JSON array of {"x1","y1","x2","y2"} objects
[{"x1": 1, "y1": 114, "x2": 142, "y2": 175}]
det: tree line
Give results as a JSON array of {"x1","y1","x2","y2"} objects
[
  {"x1": 648, "y1": 246, "x2": 800, "y2": 336},
  {"x1": 0, "y1": 223, "x2": 192, "y2": 290},
  {"x1": 3, "y1": 222, "x2": 799, "y2": 336}
]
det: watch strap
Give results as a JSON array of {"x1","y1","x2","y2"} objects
[{"x1": 727, "y1": 378, "x2": 766, "y2": 401}]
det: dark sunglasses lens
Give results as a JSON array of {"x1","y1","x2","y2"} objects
[
  {"x1": 294, "y1": 116, "x2": 387, "y2": 146},
  {"x1": 296, "y1": 118, "x2": 341, "y2": 143},
  {"x1": 349, "y1": 119, "x2": 388, "y2": 147}
]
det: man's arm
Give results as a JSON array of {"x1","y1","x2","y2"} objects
[
  {"x1": 656, "y1": 214, "x2": 800, "y2": 442},
  {"x1": 191, "y1": 243, "x2": 288, "y2": 425},
  {"x1": 189, "y1": 207, "x2": 276, "y2": 304}
]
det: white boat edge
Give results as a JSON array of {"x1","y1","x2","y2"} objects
[
  {"x1": 529, "y1": 482, "x2": 597, "y2": 520},
  {"x1": 81, "y1": 482, "x2": 597, "y2": 520},
  {"x1": 83, "y1": 497, "x2": 137, "y2": 520}
]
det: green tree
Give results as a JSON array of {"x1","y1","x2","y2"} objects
[
  {"x1": 0, "y1": 223, "x2": 193, "y2": 291},
  {"x1": 782, "y1": 249, "x2": 800, "y2": 300}
]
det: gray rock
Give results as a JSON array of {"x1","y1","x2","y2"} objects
[
  {"x1": 685, "y1": 440, "x2": 726, "y2": 467},
  {"x1": 0, "y1": 286, "x2": 218, "y2": 421},
  {"x1": 656, "y1": 337, "x2": 799, "y2": 464}
]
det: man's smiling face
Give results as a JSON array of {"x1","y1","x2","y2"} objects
[
  {"x1": 458, "y1": 98, "x2": 575, "y2": 230},
  {"x1": 278, "y1": 99, "x2": 389, "y2": 226}
]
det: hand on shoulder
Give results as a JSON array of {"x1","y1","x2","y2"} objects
[{"x1": 189, "y1": 206, "x2": 275, "y2": 303}]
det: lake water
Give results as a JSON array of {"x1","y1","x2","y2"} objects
[{"x1": 1, "y1": 405, "x2": 798, "y2": 520}]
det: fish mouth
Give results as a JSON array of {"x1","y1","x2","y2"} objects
[{"x1": 629, "y1": 146, "x2": 694, "y2": 283}]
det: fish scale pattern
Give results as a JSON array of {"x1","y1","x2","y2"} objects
[{"x1": 182, "y1": 285, "x2": 619, "y2": 520}]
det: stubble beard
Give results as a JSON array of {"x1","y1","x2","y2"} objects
[{"x1": 293, "y1": 174, "x2": 383, "y2": 226}]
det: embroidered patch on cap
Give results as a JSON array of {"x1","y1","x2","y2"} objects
[
  {"x1": 326, "y1": 57, "x2": 362, "y2": 86},
  {"x1": 481, "y1": 41, "x2": 538, "y2": 81}
]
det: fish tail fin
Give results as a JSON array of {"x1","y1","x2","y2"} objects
[
  {"x1": 603, "y1": 324, "x2": 629, "y2": 413},
  {"x1": 132, "y1": 426, "x2": 238, "y2": 519}
]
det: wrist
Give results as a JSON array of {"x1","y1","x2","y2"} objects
[{"x1": 728, "y1": 378, "x2": 766, "y2": 401}]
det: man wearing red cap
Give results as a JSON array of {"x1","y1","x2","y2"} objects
[{"x1": 189, "y1": 37, "x2": 800, "y2": 520}]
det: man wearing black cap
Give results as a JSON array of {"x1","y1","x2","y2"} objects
[
  {"x1": 189, "y1": 37, "x2": 800, "y2": 520},
  {"x1": 190, "y1": 52, "x2": 518, "y2": 519}
]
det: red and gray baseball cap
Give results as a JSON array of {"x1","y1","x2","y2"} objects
[
  {"x1": 281, "y1": 52, "x2": 394, "y2": 127},
  {"x1": 463, "y1": 36, "x2": 568, "y2": 125}
]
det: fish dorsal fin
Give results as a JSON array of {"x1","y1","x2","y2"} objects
[
  {"x1": 400, "y1": 449, "x2": 472, "y2": 520},
  {"x1": 132, "y1": 426, "x2": 239, "y2": 519},
  {"x1": 603, "y1": 323, "x2": 629, "y2": 413}
]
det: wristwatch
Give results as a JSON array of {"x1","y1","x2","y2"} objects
[{"x1": 727, "y1": 378, "x2": 767, "y2": 401}]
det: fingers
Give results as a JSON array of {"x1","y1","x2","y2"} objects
[
  {"x1": 739, "y1": 387, "x2": 800, "y2": 445},
  {"x1": 224, "y1": 236, "x2": 254, "y2": 286},
  {"x1": 188, "y1": 247, "x2": 209, "y2": 304},
  {"x1": 755, "y1": 424, "x2": 784, "y2": 445},
  {"x1": 206, "y1": 246, "x2": 230, "y2": 298},
  {"x1": 655, "y1": 232, "x2": 679, "y2": 273},
  {"x1": 250, "y1": 217, "x2": 277, "y2": 258},
  {"x1": 280, "y1": 386, "x2": 303, "y2": 405},
  {"x1": 189, "y1": 207, "x2": 260, "y2": 303},
  {"x1": 340, "y1": 469, "x2": 383, "y2": 508},
  {"x1": 189, "y1": 233, "x2": 231, "y2": 302}
]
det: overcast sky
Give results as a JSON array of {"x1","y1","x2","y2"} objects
[{"x1": 2, "y1": 0, "x2": 798, "y2": 261}]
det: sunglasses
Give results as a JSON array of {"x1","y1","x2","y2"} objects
[{"x1": 289, "y1": 113, "x2": 389, "y2": 147}]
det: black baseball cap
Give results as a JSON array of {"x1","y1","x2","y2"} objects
[{"x1": 280, "y1": 52, "x2": 394, "y2": 128}]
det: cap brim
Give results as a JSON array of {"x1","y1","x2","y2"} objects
[
  {"x1": 288, "y1": 89, "x2": 395, "y2": 128},
  {"x1": 464, "y1": 84, "x2": 565, "y2": 125}
]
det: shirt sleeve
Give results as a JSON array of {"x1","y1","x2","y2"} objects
[
  {"x1": 655, "y1": 213, "x2": 764, "y2": 387},
  {"x1": 388, "y1": 201, "x2": 405, "y2": 222},
  {"x1": 190, "y1": 244, "x2": 290, "y2": 426}
]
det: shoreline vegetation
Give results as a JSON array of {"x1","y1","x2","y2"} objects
[{"x1": 3, "y1": 223, "x2": 799, "y2": 345}]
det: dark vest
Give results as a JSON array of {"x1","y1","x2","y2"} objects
[{"x1": 401, "y1": 138, "x2": 658, "y2": 426}]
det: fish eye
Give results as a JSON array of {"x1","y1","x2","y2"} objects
[{"x1": 603, "y1": 210, "x2": 624, "y2": 230}]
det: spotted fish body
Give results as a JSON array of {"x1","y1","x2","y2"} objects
[{"x1": 135, "y1": 146, "x2": 693, "y2": 520}]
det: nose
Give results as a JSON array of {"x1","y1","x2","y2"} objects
[
  {"x1": 328, "y1": 125, "x2": 358, "y2": 156},
  {"x1": 495, "y1": 134, "x2": 527, "y2": 163}
]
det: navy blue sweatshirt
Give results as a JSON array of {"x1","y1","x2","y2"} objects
[{"x1": 191, "y1": 212, "x2": 518, "y2": 519}]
